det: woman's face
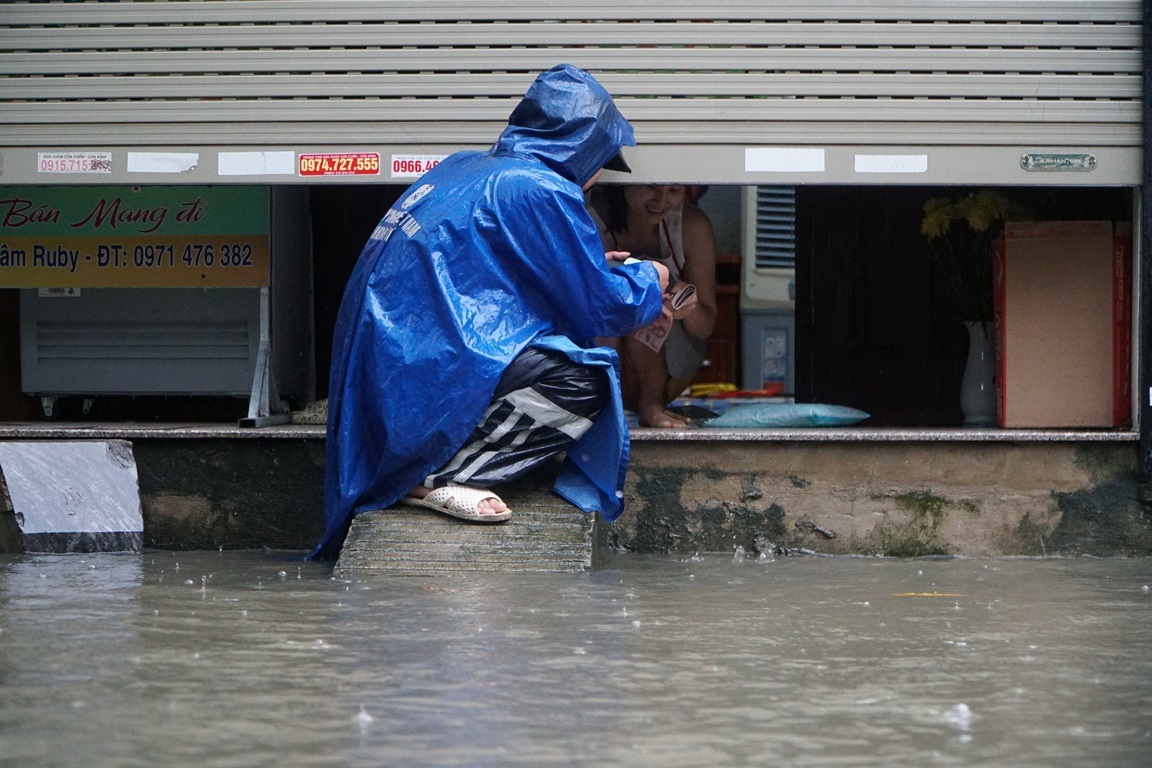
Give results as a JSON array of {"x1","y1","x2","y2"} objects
[{"x1": 623, "y1": 185, "x2": 687, "y2": 225}]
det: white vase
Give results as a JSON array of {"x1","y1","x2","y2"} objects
[{"x1": 960, "y1": 320, "x2": 997, "y2": 426}]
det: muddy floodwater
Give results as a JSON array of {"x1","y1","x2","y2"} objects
[{"x1": 1, "y1": 551, "x2": 1150, "y2": 768}]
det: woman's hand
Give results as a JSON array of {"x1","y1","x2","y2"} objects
[
  {"x1": 605, "y1": 250, "x2": 631, "y2": 263},
  {"x1": 664, "y1": 279, "x2": 698, "y2": 320}
]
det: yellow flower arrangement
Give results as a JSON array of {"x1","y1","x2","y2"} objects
[{"x1": 921, "y1": 190, "x2": 1030, "y2": 320}]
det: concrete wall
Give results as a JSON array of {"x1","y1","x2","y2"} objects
[
  {"x1": 134, "y1": 438, "x2": 325, "y2": 551},
  {"x1": 128, "y1": 437, "x2": 1152, "y2": 558},
  {"x1": 616, "y1": 441, "x2": 1152, "y2": 557}
]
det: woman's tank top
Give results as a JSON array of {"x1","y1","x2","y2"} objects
[{"x1": 589, "y1": 203, "x2": 705, "y2": 378}]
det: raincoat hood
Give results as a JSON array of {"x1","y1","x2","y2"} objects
[{"x1": 493, "y1": 64, "x2": 636, "y2": 186}]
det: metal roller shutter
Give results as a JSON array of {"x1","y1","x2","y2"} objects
[{"x1": 0, "y1": 0, "x2": 1141, "y2": 184}]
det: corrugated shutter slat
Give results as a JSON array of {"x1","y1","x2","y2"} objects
[{"x1": 0, "y1": 0, "x2": 1141, "y2": 183}]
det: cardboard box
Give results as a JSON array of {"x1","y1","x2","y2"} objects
[{"x1": 993, "y1": 221, "x2": 1131, "y2": 428}]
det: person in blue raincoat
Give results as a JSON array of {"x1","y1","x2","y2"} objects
[{"x1": 310, "y1": 64, "x2": 695, "y2": 560}]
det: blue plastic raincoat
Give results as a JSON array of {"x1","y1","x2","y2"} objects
[{"x1": 311, "y1": 64, "x2": 665, "y2": 559}]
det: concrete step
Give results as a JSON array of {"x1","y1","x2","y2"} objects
[{"x1": 333, "y1": 475, "x2": 604, "y2": 575}]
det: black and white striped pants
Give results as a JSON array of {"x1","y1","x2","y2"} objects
[{"x1": 422, "y1": 346, "x2": 610, "y2": 489}]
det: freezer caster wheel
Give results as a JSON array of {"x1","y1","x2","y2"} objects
[{"x1": 39, "y1": 396, "x2": 58, "y2": 420}]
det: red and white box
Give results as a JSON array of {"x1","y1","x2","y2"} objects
[{"x1": 993, "y1": 220, "x2": 1132, "y2": 428}]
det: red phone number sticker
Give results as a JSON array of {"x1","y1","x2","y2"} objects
[
  {"x1": 298, "y1": 152, "x2": 381, "y2": 176},
  {"x1": 391, "y1": 155, "x2": 445, "y2": 178}
]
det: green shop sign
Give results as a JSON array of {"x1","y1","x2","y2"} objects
[{"x1": 0, "y1": 186, "x2": 270, "y2": 288}]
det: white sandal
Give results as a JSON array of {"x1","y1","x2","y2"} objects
[{"x1": 399, "y1": 485, "x2": 512, "y2": 523}]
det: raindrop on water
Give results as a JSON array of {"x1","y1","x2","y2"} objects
[
  {"x1": 355, "y1": 706, "x2": 374, "y2": 734},
  {"x1": 945, "y1": 703, "x2": 973, "y2": 742}
]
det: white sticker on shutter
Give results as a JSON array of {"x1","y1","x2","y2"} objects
[
  {"x1": 854, "y1": 154, "x2": 929, "y2": 174},
  {"x1": 217, "y1": 151, "x2": 296, "y2": 176},
  {"x1": 745, "y1": 148, "x2": 825, "y2": 173}
]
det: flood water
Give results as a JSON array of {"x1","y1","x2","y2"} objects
[{"x1": 1, "y1": 551, "x2": 1150, "y2": 768}]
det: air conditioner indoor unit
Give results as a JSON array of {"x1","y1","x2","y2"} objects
[{"x1": 740, "y1": 186, "x2": 797, "y2": 394}]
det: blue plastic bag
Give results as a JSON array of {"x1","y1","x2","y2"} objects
[{"x1": 702, "y1": 403, "x2": 870, "y2": 428}]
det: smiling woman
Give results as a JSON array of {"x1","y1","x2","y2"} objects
[{"x1": 587, "y1": 183, "x2": 719, "y2": 428}]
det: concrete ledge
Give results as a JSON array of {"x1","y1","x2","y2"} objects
[
  {"x1": 0, "y1": 423, "x2": 328, "y2": 440},
  {"x1": 1, "y1": 422, "x2": 1147, "y2": 559},
  {"x1": 618, "y1": 440, "x2": 1152, "y2": 559},
  {"x1": 0, "y1": 422, "x2": 1139, "y2": 443},
  {"x1": 635, "y1": 427, "x2": 1139, "y2": 442}
]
